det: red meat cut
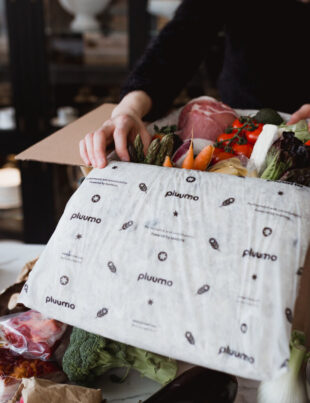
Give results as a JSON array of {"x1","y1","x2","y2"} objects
[{"x1": 178, "y1": 96, "x2": 238, "y2": 142}]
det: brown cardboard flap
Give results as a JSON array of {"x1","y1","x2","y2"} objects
[{"x1": 16, "y1": 103, "x2": 116, "y2": 166}]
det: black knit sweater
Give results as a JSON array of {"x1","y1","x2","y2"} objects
[{"x1": 121, "y1": 0, "x2": 310, "y2": 120}]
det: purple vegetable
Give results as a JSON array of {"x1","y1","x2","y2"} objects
[
  {"x1": 172, "y1": 140, "x2": 191, "y2": 165},
  {"x1": 172, "y1": 139, "x2": 214, "y2": 167}
]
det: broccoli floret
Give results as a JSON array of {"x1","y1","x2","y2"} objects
[
  {"x1": 127, "y1": 346, "x2": 178, "y2": 385},
  {"x1": 62, "y1": 328, "x2": 126, "y2": 384},
  {"x1": 62, "y1": 327, "x2": 178, "y2": 386}
]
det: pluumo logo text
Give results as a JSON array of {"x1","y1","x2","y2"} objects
[
  {"x1": 165, "y1": 190, "x2": 199, "y2": 201},
  {"x1": 242, "y1": 248, "x2": 277, "y2": 261},
  {"x1": 70, "y1": 212, "x2": 101, "y2": 224},
  {"x1": 137, "y1": 273, "x2": 173, "y2": 287},
  {"x1": 218, "y1": 345, "x2": 254, "y2": 364},
  {"x1": 46, "y1": 296, "x2": 75, "y2": 310}
]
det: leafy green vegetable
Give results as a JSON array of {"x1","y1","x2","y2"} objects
[
  {"x1": 280, "y1": 167, "x2": 310, "y2": 187},
  {"x1": 260, "y1": 132, "x2": 310, "y2": 180},
  {"x1": 154, "y1": 124, "x2": 177, "y2": 135},
  {"x1": 62, "y1": 327, "x2": 178, "y2": 386},
  {"x1": 280, "y1": 120, "x2": 310, "y2": 143}
]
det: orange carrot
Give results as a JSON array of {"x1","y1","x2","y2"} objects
[
  {"x1": 193, "y1": 145, "x2": 214, "y2": 171},
  {"x1": 153, "y1": 133, "x2": 164, "y2": 141},
  {"x1": 182, "y1": 137, "x2": 194, "y2": 169},
  {"x1": 163, "y1": 155, "x2": 173, "y2": 167}
]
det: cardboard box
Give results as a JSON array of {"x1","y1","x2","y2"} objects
[
  {"x1": 16, "y1": 104, "x2": 116, "y2": 166},
  {"x1": 16, "y1": 103, "x2": 310, "y2": 349}
]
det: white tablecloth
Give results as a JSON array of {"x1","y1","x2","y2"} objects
[{"x1": 0, "y1": 240, "x2": 45, "y2": 292}]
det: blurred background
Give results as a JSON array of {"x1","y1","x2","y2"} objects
[{"x1": 0, "y1": 0, "x2": 224, "y2": 244}]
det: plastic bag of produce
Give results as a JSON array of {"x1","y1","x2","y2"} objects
[
  {"x1": 18, "y1": 162, "x2": 310, "y2": 381},
  {"x1": 0, "y1": 310, "x2": 67, "y2": 360},
  {"x1": 0, "y1": 348, "x2": 65, "y2": 403}
]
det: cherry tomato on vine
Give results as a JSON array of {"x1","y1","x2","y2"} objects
[
  {"x1": 232, "y1": 143, "x2": 253, "y2": 158},
  {"x1": 216, "y1": 133, "x2": 236, "y2": 145},
  {"x1": 245, "y1": 124, "x2": 264, "y2": 144},
  {"x1": 212, "y1": 148, "x2": 235, "y2": 164},
  {"x1": 232, "y1": 119, "x2": 244, "y2": 129}
]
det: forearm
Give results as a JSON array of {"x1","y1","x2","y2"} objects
[{"x1": 111, "y1": 91, "x2": 152, "y2": 120}]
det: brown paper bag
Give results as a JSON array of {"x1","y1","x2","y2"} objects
[{"x1": 11, "y1": 378, "x2": 103, "y2": 403}]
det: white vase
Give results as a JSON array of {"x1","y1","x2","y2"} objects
[
  {"x1": 58, "y1": 0, "x2": 111, "y2": 32},
  {"x1": 147, "y1": 0, "x2": 181, "y2": 19}
]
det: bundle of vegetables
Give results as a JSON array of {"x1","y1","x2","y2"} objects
[
  {"x1": 128, "y1": 125, "x2": 181, "y2": 166},
  {"x1": 131, "y1": 126, "x2": 215, "y2": 172},
  {"x1": 174, "y1": 136, "x2": 214, "y2": 171},
  {"x1": 62, "y1": 327, "x2": 178, "y2": 386},
  {"x1": 126, "y1": 109, "x2": 310, "y2": 184},
  {"x1": 260, "y1": 132, "x2": 310, "y2": 181},
  {"x1": 171, "y1": 138, "x2": 213, "y2": 166},
  {"x1": 257, "y1": 330, "x2": 308, "y2": 403}
]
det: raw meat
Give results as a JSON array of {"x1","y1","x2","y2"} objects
[
  {"x1": 0, "y1": 310, "x2": 66, "y2": 360},
  {"x1": 178, "y1": 96, "x2": 238, "y2": 142}
]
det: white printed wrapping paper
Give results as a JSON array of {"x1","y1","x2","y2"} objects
[{"x1": 19, "y1": 162, "x2": 310, "y2": 380}]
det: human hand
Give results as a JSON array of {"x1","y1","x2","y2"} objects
[
  {"x1": 287, "y1": 104, "x2": 310, "y2": 128},
  {"x1": 79, "y1": 113, "x2": 151, "y2": 168}
]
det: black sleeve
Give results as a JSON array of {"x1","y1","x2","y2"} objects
[{"x1": 120, "y1": 0, "x2": 224, "y2": 120}]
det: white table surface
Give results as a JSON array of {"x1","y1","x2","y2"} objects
[
  {"x1": 0, "y1": 240, "x2": 258, "y2": 402},
  {"x1": 0, "y1": 240, "x2": 45, "y2": 292}
]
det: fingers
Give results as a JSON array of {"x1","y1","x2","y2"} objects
[
  {"x1": 113, "y1": 115, "x2": 138, "y2": 161},
  {"x1": 94, "y1": 121, "x2": 114, "y2": 167},
  {"x1": 84, "y1": 132, "x2": 96, "y2": 167},
  {"x1": 93, "y1": 130, "x2": 107, "y2": 168},
  {"x1": 287, "y1": 104, "x2": 310, "y2": 125},
  {"x1": 79, "y1": 137, "x2": 91, "y2": 166},
  {"x1": 114, "y1": 126, "x2": 130, "y2": 161},
  {"x1": 79, "y1": 122, "x2": 113, "y2": 168},
  {"x1": 79, "y1": 114, "x2": 150, "y2": 168},
  {"x1": 113, "y1": 118, "x2": 151, "y2": 160}
]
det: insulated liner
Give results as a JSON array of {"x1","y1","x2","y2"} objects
[{"x1": 18, "y1": 162, "x2": 310, "y2": 381}]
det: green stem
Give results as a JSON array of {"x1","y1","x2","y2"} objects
[
  {"x1": 216, "y1": 124, "x2": 250, "y2": 151},
  {"x1": 289, "y1": 344, "x2": 306, "y2": 379}
]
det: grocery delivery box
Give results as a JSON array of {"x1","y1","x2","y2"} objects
[{"x1": 16, "y1": 104, "x2": 310, "y2": 381}]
